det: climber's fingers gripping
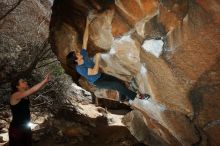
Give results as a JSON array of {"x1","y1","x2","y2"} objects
[{"x1": 87, "y1": 10, "x2": 98, "y2": 23}]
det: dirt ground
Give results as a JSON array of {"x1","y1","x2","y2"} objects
[{"x1": 2, "y1": 107, "x2": 147, "y2": 146}]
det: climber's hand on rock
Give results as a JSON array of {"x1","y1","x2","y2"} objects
[
  {"x1": 86, "y1": 17, "x2": 91, "y2": 24},
  {"x1": 87, "y1": 10, "x2": 97, "y2": 23}
]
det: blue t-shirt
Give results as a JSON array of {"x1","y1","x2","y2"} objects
[{"x1": 76, "y1": 49, "x2": 101, "y2": 84}]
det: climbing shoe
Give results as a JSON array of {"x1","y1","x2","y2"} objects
[{"x1": 138, "y1": 94, "x2": 151, "y2": 100}]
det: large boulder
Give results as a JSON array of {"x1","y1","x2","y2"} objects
[{"x1": 50, "y1": 0, "x2": 220, "y2": 145}]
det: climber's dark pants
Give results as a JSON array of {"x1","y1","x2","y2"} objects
[{"x1": 93, "y1": 73, "x2": 136, "y2": 100}]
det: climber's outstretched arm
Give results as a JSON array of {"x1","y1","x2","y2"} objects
[{"x1": 82, "y1": 17, "x2": 90, "y2": 50}]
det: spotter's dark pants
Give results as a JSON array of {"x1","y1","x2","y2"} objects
[{"x1": 9, "y1": 125, "x2": 32, "y2": 146}]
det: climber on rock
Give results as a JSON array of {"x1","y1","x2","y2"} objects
[{"x1": 66, "y1": 14, "x2": 150, "y2": 104}]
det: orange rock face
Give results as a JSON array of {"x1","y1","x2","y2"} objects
[
  {"x1": 111, "y1": 12, "x2": 130, "y2": 37},
  {"x1": 50, "y1": 0, "x2": 220, "y2": 145},
  {"x1": 115, "y1": 0, "x2": 158, "y2": 25}
]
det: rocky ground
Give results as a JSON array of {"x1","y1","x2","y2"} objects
[{"x1": 0, "y1": 84, "x2": 146, "y2": 146}]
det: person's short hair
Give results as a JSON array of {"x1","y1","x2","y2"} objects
[{"x1": 66, "y1": 51, "x2": 77, "y2": 69}]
